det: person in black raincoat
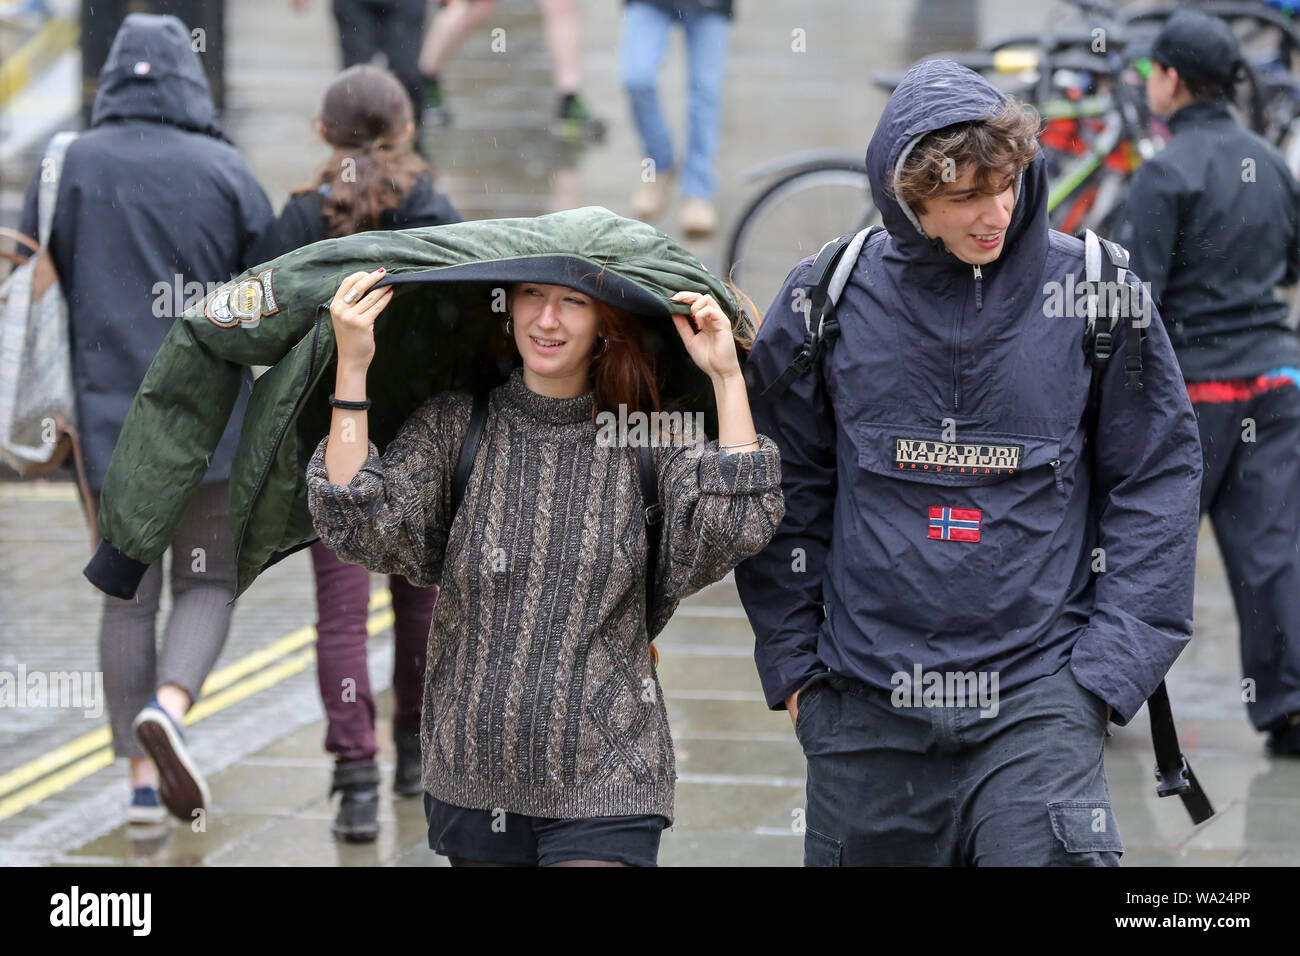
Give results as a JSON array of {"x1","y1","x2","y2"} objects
[
  {"x1": 19, "y1": 13, "x2": 273, "y2": 829},
  {"x1": 1115, "y1": 10, "x2": 1300, "y2": 756}
]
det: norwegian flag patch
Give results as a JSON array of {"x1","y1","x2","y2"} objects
[{"x1": 928, "y1": 506, "x2": 981, "y2": 542}]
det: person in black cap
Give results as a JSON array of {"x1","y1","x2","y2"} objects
[{"x1": 1116, "y1": 8, "x2": 1300, "y2": 757}]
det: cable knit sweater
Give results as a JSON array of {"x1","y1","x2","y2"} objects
[{"x1": 306, "y1": 367, "x2": 784, "y2": 822}]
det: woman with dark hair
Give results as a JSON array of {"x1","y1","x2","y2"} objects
[
  {"x1": 253, "y1": 63, "x2": 462, "y2": 844},
  {"x1": 305, "y1": 262, "x2": 784, "y2": 866}
]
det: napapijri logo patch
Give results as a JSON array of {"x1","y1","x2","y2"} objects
[{"x1": 895, "y1": 438, "x2": 1021, "y2": 474}]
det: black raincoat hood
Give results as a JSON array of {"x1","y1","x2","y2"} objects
[
  {"x1": 864, "y1": 58, "x2": 1049, "y2": 286},
  {"x1": 90, "y1": 13, "x2": 226, "y2": 140}
]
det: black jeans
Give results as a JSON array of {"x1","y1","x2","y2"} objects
[{"x1": 1193, "y1": 379, "x2": 1300, "y2": 730}]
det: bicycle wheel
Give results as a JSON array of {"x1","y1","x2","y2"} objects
[{"x1": 725, "y1": 160, "x2": 878, "y2": 313}]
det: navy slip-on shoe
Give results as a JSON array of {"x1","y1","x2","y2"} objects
[{"x1": 132, "y1": 697, "x2": 209, "y2": 822}]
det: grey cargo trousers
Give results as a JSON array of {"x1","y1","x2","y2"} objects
[{"x1": 794, "y1": 663, "x2": 1122, "y2": 866}]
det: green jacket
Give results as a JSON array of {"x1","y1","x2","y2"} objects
[{"x1": 84, "y1": 207, "x2": 746, "y2": 599}]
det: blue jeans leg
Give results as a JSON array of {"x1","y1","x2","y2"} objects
[
  {"x1": 681, "y1": 10, "x2": 731, "y2": 200},
  {"x1": 620, "y1": 2, "x2": 676, "y2": 178}
]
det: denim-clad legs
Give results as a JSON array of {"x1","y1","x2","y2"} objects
[{"x1": 620, "y1": 2, "x2": 731, "y2": 200}]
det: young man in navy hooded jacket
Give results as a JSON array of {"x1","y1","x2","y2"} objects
[{"x1": 737, "y1": 60, "x2": 1203, "y2": 866}]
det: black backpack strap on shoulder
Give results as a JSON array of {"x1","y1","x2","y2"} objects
[
  {"x1": 1083, "y1": 229, "x2": 1143, "y2": 405},
  {"x1": 1082, "y1": 231, "x2": 1208, "y2": 822},
  {"x1": 449, "y1": 390, "x2": 490, "y2": 523},
  {"x1": 636, "y1": 444, "x2": 664, "y2": 629},
  {"x1": 760, "y1": 226, "x2": 882, "y2": 401},
  {"x1": 1102, "y1": 235, "x2": 1145, "y2": 393}
]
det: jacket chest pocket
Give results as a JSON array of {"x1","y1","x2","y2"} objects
[
  {"x1": 850, "y1": 420, "x2": 1065, "y2": 495},
  {"x1": 838, "y1": 420, "x2": 1075, "y2": 632}
]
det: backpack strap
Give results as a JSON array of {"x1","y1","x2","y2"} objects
[
  {"x1": 449, "y1": 390, "x2": 490, "y2": 522},
  {"x1": 760, "y1": 225, "x2": 883, "y2": 400},
  {"x1": 37, "y1": 132, "x2": 77, "y2": 251},
  {"x1": 636, "y1": 444, "x2": 664, "y2": 630},
  {"x1": 1081, "y1": 231, "x2": 1210, "y2": 822},
  {"x1": 1083, "y1": 229, "x2": 1143, "y2": 405},
  {"x1": 1149, "y1": 682, "x2": 1215, "y2": 823}
]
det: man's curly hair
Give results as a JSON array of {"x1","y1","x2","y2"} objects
[{"x1": 891, "y1": 99, "x2": 1041, "y2": 213}]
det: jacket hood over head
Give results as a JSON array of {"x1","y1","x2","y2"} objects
[
  {"x1": 91, "y1": 13, "x2": 226, "y2": 139},
  {"x1": 864, "y1": 58, "x2": 1049, "y2": 281}
]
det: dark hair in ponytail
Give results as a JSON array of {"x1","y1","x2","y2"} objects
[{"x1": 294, "y1": 64, "x2": 432, "y2": 238}]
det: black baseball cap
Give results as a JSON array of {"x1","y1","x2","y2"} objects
[{"x1": 1150, "y1": 9, "x2": 1243, "y2": 88}]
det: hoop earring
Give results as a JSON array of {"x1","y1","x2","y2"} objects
[
  {"x1": 594, "y1": 336, "x2": 608, "y2": 357},
  {"x1": 505, "y1": 316, "x2": 513, "y2": 336}
]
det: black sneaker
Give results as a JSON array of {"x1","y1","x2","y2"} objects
[
  {"x1": 553, "y1": 93, "x2": 606, "y2": 142},
  {"x1": 393, "y1": 726, "x2": 423, "y2": 797},
  {"x1": 1267, "y1": 716, "x2": 1300, "y2": 757},
  {"x1": 329, "y1": 759, "x2": 380, "y2": 843}
]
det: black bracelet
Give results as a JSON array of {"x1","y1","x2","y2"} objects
[{"x1": 328, "y1": 393, "x2": 372, "y2": 410}]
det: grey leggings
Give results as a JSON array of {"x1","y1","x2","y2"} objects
[{"x1": 96, "y1": 482, "x2": 238, "y2": 758}]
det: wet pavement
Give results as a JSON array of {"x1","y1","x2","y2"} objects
[{"x1": 2, "y1": 0, "x2": 1299, "y2": 867}]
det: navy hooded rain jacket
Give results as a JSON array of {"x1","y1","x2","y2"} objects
[
  {"x1": 736, "y1": 60, "x2": 1203, "y2": 726},
  {"x1": 19, "y1": 13, "x2": 272, "y2": 487}
]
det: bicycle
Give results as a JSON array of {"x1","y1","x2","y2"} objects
[
  {"x1": 724, "y1": 0, "x2": 1300, "y2": 311},
  {"x1": 724, "y1": 1, "x2": 1148, "y2": 308}
]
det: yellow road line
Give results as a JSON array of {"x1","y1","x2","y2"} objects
[
  {"x1": 0, "y1": 483, "x2": 79, "y2": 501},
  {"x1": 0, "y1": 727, "x2": 111, "y2": 798},
  {"x1": 198, "y1": 624, "x2": 317, "y2": 696},
  {"x1": 0, "y1": 16, "x2": 78, "y2": 108},
  {"x1": 0, "y1": 750, "x2": 115, "y2": 822},
  {"x1": 0, "y1": 594, "x2": 395, "y2": 816}
]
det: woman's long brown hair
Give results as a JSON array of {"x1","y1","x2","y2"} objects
[
  {"x1": 589, "y1": 298, "x2": 662, "y2": 418},
  {"x1": 294, "y1": 64, "x2": 433, "y2": 238}
]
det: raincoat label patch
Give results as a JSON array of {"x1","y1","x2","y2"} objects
[{"x1": 895, "y1": 438, "x2": 1021, "y2": 474}]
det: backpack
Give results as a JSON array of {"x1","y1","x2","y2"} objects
[
  {"x1": 447, "y1": 391, "x2": 665, "y2": 644},
  {"x1": 763, "y1": 225, "x2": 1213, "y2": 825}
]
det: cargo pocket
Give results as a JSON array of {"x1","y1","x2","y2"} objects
[
  {"x1": 1047, "y1": 801, "x2": 1123, "y2": 856},
  {"x1": 804, "y1": 827, "x2": 843, "y2": 867}
]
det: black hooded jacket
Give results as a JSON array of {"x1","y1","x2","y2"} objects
[
  {"x1": 1115, "y1": 99, "x2": 1300, "y2": 382},
  {"x1": 251, "y1": 174, "x2": 462, "y2": 262},
  {"x1": 20, "y1": 13, "x2": 272, "y2": 488}
]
